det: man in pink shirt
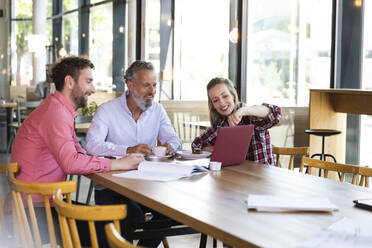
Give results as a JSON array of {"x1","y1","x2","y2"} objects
[{"x1": 9, "y1": 56, "x2": 143, "y2": 245}]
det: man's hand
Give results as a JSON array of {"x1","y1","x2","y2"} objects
[
  {"x1": 110, "y1": 153, "x2": 144, "y2": 171},
  {"x1": 127, "y1": 144, "x2": 152, "y2": 155},
  {"x1": 164, "y1": 143, "x2": 175, "y2": 156}
]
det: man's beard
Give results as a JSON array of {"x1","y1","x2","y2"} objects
[
  {"x1": 132, "y1": 89, "x2": 153, "y2": 111},
  {"x1": 72, "y1": 84, "x2": 87, "y2": 109}
]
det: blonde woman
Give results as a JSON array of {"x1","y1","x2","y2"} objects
[{"x1": 191, "y1": 77, "x2": 281, "y2": 166}]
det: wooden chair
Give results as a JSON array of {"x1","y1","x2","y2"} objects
[
  {"x1": 273, "y1": 146, "x2": 309, "y2": 170},
  {"x1": 0, "y1": 163, "x2": 18, "y2": 244},
  {"x1": 161, "y1": 100, "x2": 209, "y2": 149},
  {"x1": 54, "y1": 189, "x2": 127, "y2": 248},
  {"x1": 7, "y1": 172, "x2": 77, "y2": 248},
  {"x1": 105, "y1": 223, "x2": 139, "y2": 248},
  {"x1": 358, "y1": 166, "x2": 372, "y2": 188},
  {"x1": 299, "y1": 157, "x2": 359, "y2": 184}
]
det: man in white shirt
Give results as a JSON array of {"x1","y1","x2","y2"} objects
[{"x1": 86, "y1": 60, "x2": 181, "y2": 247}]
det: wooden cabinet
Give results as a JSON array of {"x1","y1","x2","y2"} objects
[{"x1": 309, "y1": 89, "x2": 372, "y2": 163}]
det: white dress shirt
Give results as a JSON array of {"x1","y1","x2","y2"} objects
[{"x1": 85, "y1": 91, "x2": 182, "y2": 157}]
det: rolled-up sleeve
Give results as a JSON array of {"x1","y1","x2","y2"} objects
[
  {"x1": 38, "y1": 108, "x2": 111, "y2": 175},
  {"x1": 246, "y1": 103, "x2": 281, "y2": 131}
]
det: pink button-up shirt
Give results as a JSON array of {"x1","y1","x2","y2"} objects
[{"x1": 10, "y1": 91, "x2": 110, "y2": 204}]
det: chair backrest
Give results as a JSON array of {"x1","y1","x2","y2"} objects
[
  {"x1": 7, "y1": 173, "x2": 76, "y2": 248},
  {"x1": 358, "y1": 166, "x2": 372, "y2": 188},
  {"x1": 17, "y1": 100, "x2": 42, "y2": 125},
  {"x1": 105, "y1": 223, "x2": 138, "y2": 248},
  {"x1": 161, "y1": 100, "x2": 209, "y2": 144},
  {"x1": 273, "y1": 146, "x2": 309, "y2": 170},
  {"x1": 300, "y1": 157, "x2": 359, "y2": 184},
  {"x1": 0, "y1": 163, "x2": 18, "y2": 243},
  {"x1": 54, "y1": 189, "x2": 127, "y2": 248}
]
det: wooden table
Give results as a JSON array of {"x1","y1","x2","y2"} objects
[
  {"x1": 75, "y1": 122, "x2": 90, "y2": 133},
  {"x1": 86, "y1": 161, "x2": 372, "y2": 247}
]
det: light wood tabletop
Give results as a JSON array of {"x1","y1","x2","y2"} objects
[
  {"x1": 75, "y1": 122, "x2": 90, "y2": 133},
  {"x1": 0, "y1": 102, "x2": 17, "y2": 108},
  {"x1": 86, "y1": 161, "x2": 372, "y2": 248}
]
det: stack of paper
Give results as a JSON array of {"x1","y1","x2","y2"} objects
[
  {"x1": 114, "y1": 161, "x2": 209, "y2": 181},
  {"x1": 246, "y1": 194, "x2": 338, "y2": 212}
]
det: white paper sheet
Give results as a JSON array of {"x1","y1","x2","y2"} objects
[
  {"x1": 299, "y1": 218, "x2": 372, "y2": 248},
  {"x1": 113, "y1": 161, "x2": 209, "y2": 181},
  {"x1": 246, "y1": 194, "x2": 338, "y2": 212}
]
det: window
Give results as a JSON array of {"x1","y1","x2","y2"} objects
[
  {"x1": 63, "y1": 0, "x2": 78, "y2": 11},
  {"x1": 11, "y1": 20, "x2": 32, "y2": 86},
  {"x1": 11, "y1": 0, "x2": 32, "y2": 86},
  {"x1": 173, "y1": 0, "x2": 230, "y2": 100},
  {"x1": 245, "y1": 0, "x2": 333, "y2": 106},
  {"x1": 89, "y1": 3, "x2": 113, "y2": 91},
  {"x1": 144, "y1": 0, "x2": 162, "y2": 99},
  {"x1": 11, "y1": 0, "x2": 53, "y2": 87},
  {"x1": 62, "y1": 12, "x2": 79, "y2": 56}
]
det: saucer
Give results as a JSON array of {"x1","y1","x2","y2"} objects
[
  {"x1": 176, "y1": 150, "x2": 211, "y2": 160},
  {"x1": 145, "y1": 154, "x2": 172, "y2": 161}
]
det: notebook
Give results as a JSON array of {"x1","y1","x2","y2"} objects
[{"x1": 210, "y1": 124, "x2": 254, "y2": 166}]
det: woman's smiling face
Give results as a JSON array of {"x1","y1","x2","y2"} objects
[{"x1": 208, "y1": 83, "x2": 235, "y2": 116}]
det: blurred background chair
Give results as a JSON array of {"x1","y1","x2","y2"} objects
[
  {"x1": 305, "y1": 129, "x2": 341, "y2": 163},
  {"x1": 273, "y1": 146, "x2": 309, "y2": 170},
  {"x1": 7, "y1": 100, "x2": 42, "y2": 153}
]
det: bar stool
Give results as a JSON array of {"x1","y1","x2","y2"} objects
[{"x1": 305, "y1": 129, "x2": 341, "y2": 176}]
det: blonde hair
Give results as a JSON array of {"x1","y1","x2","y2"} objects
[{"x1": 206, "y1": 77, "x2": 241, "y2": 126}]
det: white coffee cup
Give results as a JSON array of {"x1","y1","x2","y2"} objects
[
  {"x1": 152, "y1": 146, "x2": 167, "y2": 157},
  {"x1": 209, "y1": 161, "x2": 222, "y2": 171}
]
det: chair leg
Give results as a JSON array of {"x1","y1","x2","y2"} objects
[
  {"x1": 7, "y1": 129, "x2": 16, "y2": 153},
  {"x1": 7, "y1": 135, "x2": 14, "y2": 153},
  {"x1": 85, "y1": 180, "x2": 94, "y2": 205},
  {"x1": 199, "y1": 234, "x2": 207, "y2": 248},
  {"x1": 75, "y1": 175, "x2": 81, "y2": 202},
  {"x1": 213, "y1": 238, "x2": 217, "y2": 248},
  {"x1": 162, "y1": 237, "x2": 170, "y2": 248}
]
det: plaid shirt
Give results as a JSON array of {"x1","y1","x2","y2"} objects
[{"x1": 192, "y1": 103, "x2": 281, "y2": 166}]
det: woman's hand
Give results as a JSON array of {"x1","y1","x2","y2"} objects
[
  {"x1": 228, "y1": 105, "x2": 271, "y2": 126},
  {"x1": 228, "y1": 108, "x2": 243, "y2": 127},
  {"x1": 203, "y1": 146, "x2": 214, "y2": 153}
]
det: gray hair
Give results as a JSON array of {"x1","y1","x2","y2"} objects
[{"x1": 123, "y1": 60, "x2": 154, "y2": 83}]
